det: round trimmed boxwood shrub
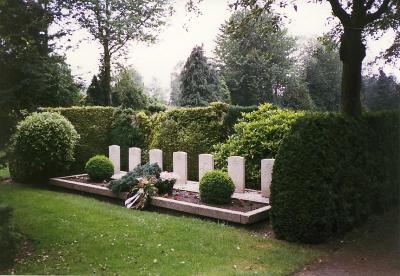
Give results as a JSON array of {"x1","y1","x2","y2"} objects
[
  {"x1": 9, "y1": 112, "x2": 79, "y2": 183},
  {"x1": 199, "y1": 170, "x2": 235, "y2": 204},
  {"x1": 85, "y1": 155, "x2": 114, "y2": 182}
]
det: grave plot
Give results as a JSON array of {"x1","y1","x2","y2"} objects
[{"x1": 50, "y1": 145, "x2": 273, "y2": 224}]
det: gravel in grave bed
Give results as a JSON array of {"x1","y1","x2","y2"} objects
[{"x1": 63, "y1": 175, "x2": 267, "y2": 212}]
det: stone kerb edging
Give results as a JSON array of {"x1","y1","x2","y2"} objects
[{"x1": 49, "y1": 175, "x2": 270, "y2": 224}]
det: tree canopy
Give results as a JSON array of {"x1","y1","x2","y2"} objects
[
  {"x1": 86, "y1": 75, "x2": 107, "y2": 105},
  {"x1": 212, "y1": 0, "x2": 399, "y2": 116},
  {"x1": 179, "y1": 45, "x2": 228, "y2": 106},
  {"x1": 303, "y1": 38, "x2": 342, "y2": 111},
  {"x1": 71, "y1": 0, "x2": 174, "y2": 105},
  {"x1": 111, "y1": 67, "x2": 148, "y2": 109},
  {"x1": 215, "y1": 10, "x2": 313, "y2": 109},
  {"x1": 0, "y1": 0, "x2": 80, "y2": 146},
  {"x1": 362, "y1": 70, "x2": 400, "y2": 110}
]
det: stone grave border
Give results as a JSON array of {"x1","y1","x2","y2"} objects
[{"x1": 49, "y1": 174, "x2": 270, "y2": 224}]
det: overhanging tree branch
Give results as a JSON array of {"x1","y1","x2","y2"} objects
[
  {"x1": 327, "y1": 0, "x2": 351, "y2": 25},
  {"x1": 365, "y1": 0, "x2": 376, "y2": 10},
  {"x1": 365, "y1": 0, "x2": 391, "y2": 24}
]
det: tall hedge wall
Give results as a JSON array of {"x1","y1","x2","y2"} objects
[
  {"x1": 270, "y1": 111, "x2": 399, "y2": 243},
  {"x1": 42, "y1": 103, "x2": 253, "y2": 176},
  {"x1": 41, "y1": 106, "x2": 115, "y2": 173},
  {"x1": 150, "y1": 103, "x2": 229, "y2": 181}
]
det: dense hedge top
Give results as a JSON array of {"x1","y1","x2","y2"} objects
[
  {"x1": 40, "y1": 106, "x2": 115, "y2": 173},
  {"x1": 270, "y1": 111, "x2": 399, "y2": 244}
]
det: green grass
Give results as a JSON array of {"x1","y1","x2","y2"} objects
[
  {"x1": 0, "y1": 149, "x2": 9, "y2": 180},
  {"x1": 0, "y1": 166, "x2": 10, "y2": 180},
  {"x1": 0, "y1": 184, "x2": 318, "y2": 275}
]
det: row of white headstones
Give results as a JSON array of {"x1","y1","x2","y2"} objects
[{"x1": 108, "y1": 145, "x2": 274, "y2": 198}]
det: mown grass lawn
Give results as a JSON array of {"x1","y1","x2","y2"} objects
[
  {"x1": 0, "y1": 149, "x2": 9, "y2": 180},
  {"x1": 0, "y1": 166, "x2": 10, "y2": 180},
  {"x1": 0, "y1": 184, "x2": 318, "y2": 275}
]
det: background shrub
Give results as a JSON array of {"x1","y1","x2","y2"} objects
[
  {"x1": 213, "y1": 104, "x2": 304, "y2": 188},
  {"x1": 9, "y1": 112, "x2": 79, "y2": 183},
  {"x1": 199, "y1": 170, "x2": 235, "y2": 204},
  {"x1": 85, "y1": 155, "x2": 114, "y2": 181},
  {"x1": 41, "y1": 106, "x2": 114, "y2": 173},
  {"x1": 110, "y1": 109, "x2": 152, "y2": 170},
  {"x1": 147, "y1": 102, "x2": 167, "y2": 113},
  {"x1": 109, "y1": 163, "x2": 161, "y2": 193},
  {"x1": 0, "y1": 204, "x2": 19, "y2": 271},
  {"x1": 270, "y1": 112, "x2": 399, "y2": 243},
  {"x1": 223, "y1": 105, "x2": 258, "y2": 134}
]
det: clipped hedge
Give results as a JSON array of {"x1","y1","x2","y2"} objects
[
  {"x1": 41, "y1": 106, "x2": 115, "y2": 173},
  {"x1": 150, "y1": 103, "x2": 224, "y2": 180},
  {"x1": 41, "y1": 104, "x2": 255, "y2": 176},
  {"x1": 213, "y1": 104, "x2": 304, "y2": 188},
  {"x1": 270, "y1": 111, "x2": 399, "y2": 243}
]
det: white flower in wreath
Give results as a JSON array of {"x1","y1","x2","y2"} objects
[{"x1": 160, "y1": 171, "x2": 179, "y2": 181}]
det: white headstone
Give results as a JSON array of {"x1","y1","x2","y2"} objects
[
  {"x1": 199, "y1": 154, "x2": 214, "y2": 180},
  {"x1": 228, "y1": 156, "x2": 245, "y2": 193},
  {"x1": 149, "y1": 149, "x2": 163, "y2": 170},
  {"x1": 173, "y1": 151, "x2": 187, "y2": 185},
  {"x1": 108, "y1": 145, "x2": 120, "y2": 174},
  {"x1": 261, "y1": 159, "x2": 274, "y2": 197},
  {"x1": 128, "y1": 147, "x2": 141, "y2": 171}
]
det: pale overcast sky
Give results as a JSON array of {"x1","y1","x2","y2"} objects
[{"x1": 62, "y1": 0, "x2": 399, "y2": 93}]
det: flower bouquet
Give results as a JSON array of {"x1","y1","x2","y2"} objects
[{"x1": 124, "y1": 177, "x2": 158, "y2": 210}]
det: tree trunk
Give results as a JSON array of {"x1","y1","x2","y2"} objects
[
  {"x1": 102, "y1": 42, "x2": 112, "y2": 106},
  {"x1": 339, "y1": 28, "x2": 366, "y2": 118}
]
